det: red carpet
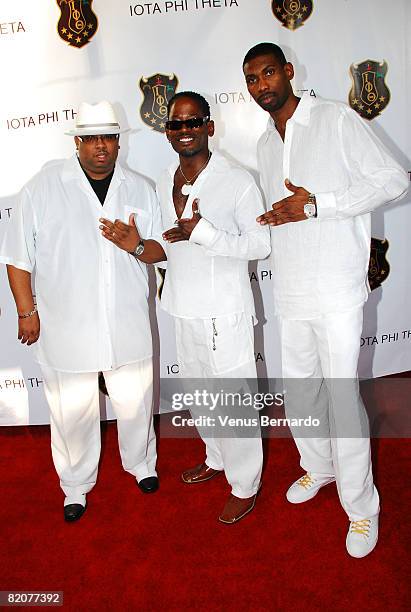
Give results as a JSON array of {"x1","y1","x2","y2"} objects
[{"x1": 0, "y1": 420, "x2": 410, "y2": 611}]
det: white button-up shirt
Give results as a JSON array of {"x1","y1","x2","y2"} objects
[
  {"x1": 257, "y1": 93, "x2": 409, "y2": 319},
  {"x1": 157, "y1": 151, "x2": 270, "y2": 318},
  {"x1": 0, "y1": 155, "x2": 163, "y2": 372}
]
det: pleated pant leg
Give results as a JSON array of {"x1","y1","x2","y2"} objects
[
  {"x1": 279, "y1": 306, "x2": 380, "y2": 520},
  {"x1": 41, "y1": 366, "x2": 101, "y2": 503},
  {"x1": 103, "y1": 359, "x2": 157, "y2": 482},
  {"x1": 41, "y1": 359, "x2": 156, "y2": 501},
  {"x1": 175, "y1": 314, "x2": 262, "y2": 498}
]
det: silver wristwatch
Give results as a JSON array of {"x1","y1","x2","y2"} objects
[
  {"x1": 304, "y1": 193, "x2": 317, "y2": 219},
  {"x1": 133, "y1": 239, "x2": 145, "y2": 258}
]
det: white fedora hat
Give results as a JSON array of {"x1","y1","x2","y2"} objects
[{"x1": 65, "y1": 101, "x2": 129, "y2": 136}]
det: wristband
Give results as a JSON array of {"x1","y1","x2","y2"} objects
[{"x1": 18, "y1": 306, "x2": 38, "y2": 319}]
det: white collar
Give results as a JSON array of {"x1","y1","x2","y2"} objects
[{"x1": 263, "y1": 91, "x2": 317, "y2": 141}]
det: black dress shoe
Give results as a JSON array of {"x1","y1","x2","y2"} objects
[
  {"x1": 64, "y1": 502, "x2": 87, "y2": 522},
  {"x1": 137, "y1": 476, "x2": 159, "y2": 494}
]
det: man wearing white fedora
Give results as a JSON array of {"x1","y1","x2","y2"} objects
[{"x1": 0, "y1": 101, "x2": 166, "y2": 522}]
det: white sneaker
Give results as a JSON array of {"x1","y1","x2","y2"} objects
[
  {"x1": 346, "y1": 515, "x2": 379, "y2": 558},
  {"x1": 286, "y1": 472, "x2": 336, "y2": 504}
]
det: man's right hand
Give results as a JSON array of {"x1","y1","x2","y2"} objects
[
  {"x1": 18, "y1": 312, "x2": 40, "y2": 345},
  {"x1": 162, "y1": 200, "x2": 201, "y2": 243},
  {"x1": 256, "y1": 180, "x2": 310, "y2": 226},
  {"x1": 100, "y1": 214, "x2": 140, "y2": 253}
]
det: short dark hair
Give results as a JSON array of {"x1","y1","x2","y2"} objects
[
  {"x1": 167, "y1": 91, "x2": 211, "y2": 118},
  {"x1": 243, "y1": 43, "x2": 287, "y2": 67}
]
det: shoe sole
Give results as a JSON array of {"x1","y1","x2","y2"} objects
[
  {"x1": 138, "y1": 485, "x2": 159, "y2": 493},
  {"x1": 181, "y1": 470, "x2": 223, "y2": 484},
  {"x1": 218, "y1": 484, "x2": 261, "y2": 525}
]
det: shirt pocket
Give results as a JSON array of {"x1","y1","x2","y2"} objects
[{"x1": 124, "y1": 206, "x2": 152, "y2": 239}]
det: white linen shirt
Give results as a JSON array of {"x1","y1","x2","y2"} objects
[
  {"x1": 257, "y1": 93, "x2": 409, "y2": 319},
  {"x1": 156, "y1": 151, "x2": 270, "y2": 318},
  {"x1": 0, "y1": 155, "x2": 164, "y2": 372}
]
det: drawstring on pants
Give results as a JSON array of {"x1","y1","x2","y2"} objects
[{"x1": 212, "y1": 318, "x2": 218, "y2": 351}]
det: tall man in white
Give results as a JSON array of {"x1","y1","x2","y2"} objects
[
  {"x1": 101, "y1": 91, "x2": 271, "y2": 523},
  {"x1": 0, "y1": 102, "x2": 165, "y2": 522},
  {"x1": 243, "y1": 43, "x2": 408, "y2": 556}
]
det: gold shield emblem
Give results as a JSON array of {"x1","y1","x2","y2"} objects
[
  {"x1": 349, "y1": 60, "x2": 390, "y2": 120},
  {"x1": 56, "y1": 0, "x2": 98, "y2": 48},
  {"x1": 271, "y1": 0, "x2": 313, "y2": 31},
  {"x1": 368, "y1": 238, "x2": 390, "y2": 290},
  {"x1": 139, "y1": 74, "x2": 179, "y2": 133}
]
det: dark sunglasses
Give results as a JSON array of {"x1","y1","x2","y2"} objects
[
  {"x1": 165, "y1": 116, "x2": 210, "y2": 131},
  {"x1": 78, "y1": 134, "x2": 119, "y2": 143}
]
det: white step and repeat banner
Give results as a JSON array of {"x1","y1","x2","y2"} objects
[{"x1": 0, "y1": 0, "x2": 410, "y2": 425}]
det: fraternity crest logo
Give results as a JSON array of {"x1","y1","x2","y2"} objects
[
  {"x1": 271, "y1": 0, "x2": 313, "y2": 31},
  {"x1": 349, "y1": 60, "x2": 390, "y2": 120},
  {"x1": 139, "y1": 74, "x2": 179, "y2": 133},
  {"x1": 56, "y1": 0, "x2": 98, "y2": 48},
  {"x1": 368, "y1": 238, "x2": 390, "y2": 290}
]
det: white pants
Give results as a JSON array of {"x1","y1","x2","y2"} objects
[
  {"x1": 279, "y1": 307, "x2": 380, "y2": 521},
  {"x1": 174, "y1": 314, "x2": 263, "y2": 499},
  {"x1": 41, "y1": 359, "x2": 156, "y2": 503}
]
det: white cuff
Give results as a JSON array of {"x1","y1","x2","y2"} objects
[
  {"x1": 189, "y1": 218, "x2": 217, "y2": 246},
  {"x1": 315, "y1": 191, "x2": 337, "y2": 219},
  {"x1": 0, "y1": 256, "x2": 33, "y2": 273}
]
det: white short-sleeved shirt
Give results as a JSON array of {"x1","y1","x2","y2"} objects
[
  {"x1": 0, "y1": 155, "x2": 164, "y2": 372},
  {"x1": 156, "y1": 151, "x2": 271, "y2": 319},
  {"x1": 257, "y1": 93, "x2": 409, "y2": 319}
]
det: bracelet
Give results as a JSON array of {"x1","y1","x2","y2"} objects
[{"x1": 18, "y1": 306, "x2": 37, "y2": 319}]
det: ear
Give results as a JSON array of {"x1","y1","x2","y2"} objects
[
  {"x1": 207, "y1": 120, "x2": 215, "y2": 138},
  {"x1": 74, "y1": 136, "x2": 80, "y2": 149},
  {"x1": 284, "y1": 62, "x2": 295, "y2": 82}
]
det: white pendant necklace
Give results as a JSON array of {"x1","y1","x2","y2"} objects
[
  {"x1": 181, "y1": 183, "x2": 192, "y2": 196},
  {"x1": 179, "y1": 152, "x2": 211, "y2": 196}
]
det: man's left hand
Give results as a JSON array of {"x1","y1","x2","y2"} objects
[
  {"x1": 257, "y1": 179, "x2": 310, "y2": 226},
  {"x1": 163, "y1": 199, "x2": 202, "y2": 243}
]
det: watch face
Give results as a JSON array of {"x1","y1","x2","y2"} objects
[
  {"x1": 304, "y1": 203, "x2": 315, "y2": 218},
  {"x1": 134, "y1": 241, "x2": 145, "y2": 256}
]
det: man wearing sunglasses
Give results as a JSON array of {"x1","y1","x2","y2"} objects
[
  {"x1": 159, "y1": 91, "x2": 271, "y2": 524},
  {"x1": 0, "y1": 101, "x2": 165, "y2": 522}
]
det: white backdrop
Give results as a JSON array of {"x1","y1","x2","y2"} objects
[{"x1": 0, "y1": 0, "x2": 410, "y2": 425}]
